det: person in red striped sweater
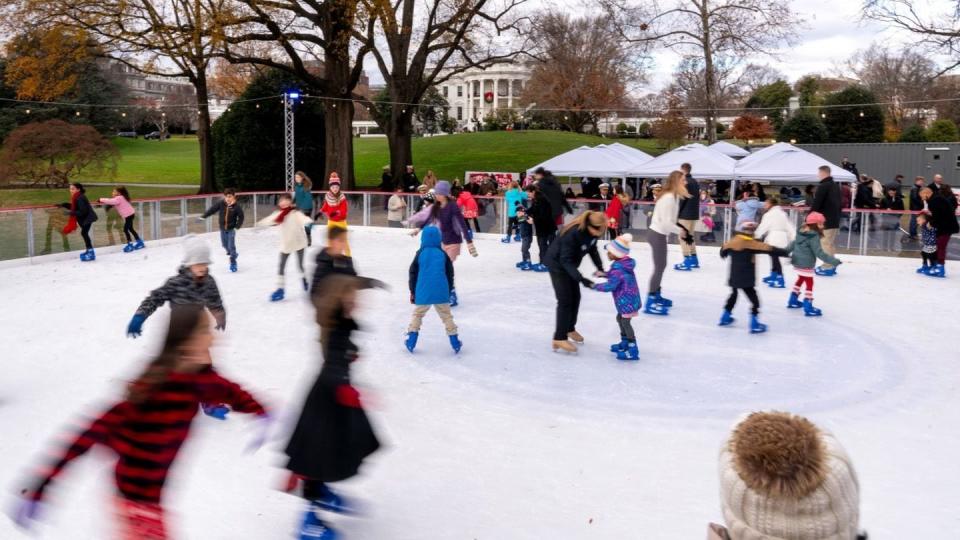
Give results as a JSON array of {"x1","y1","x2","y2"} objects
[{"x1": 12, "y1": 305, "x2": 269, "y2": 539}]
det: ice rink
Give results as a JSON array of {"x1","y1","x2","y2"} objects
[{"x1": 1, "y1": 226, "x2": 958, "y2": 539}]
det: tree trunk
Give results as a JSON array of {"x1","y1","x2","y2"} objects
[
  {"x1": 324, "y1": 101, "x2": 355, "y2": 189},
  {"x1": 387, "y1": 107, "x2": 414, "y2": 184},
  {"x1": 700, "y1": 3, "x2": 717, "y2": 144},
  {"x1": 195, "y1": 73, "x2": 216, "y2": 194}
]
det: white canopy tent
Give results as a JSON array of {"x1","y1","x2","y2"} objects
[
  {"x1": 708, "y1": 141, "x2": 750, "y2": 159},
  {"x1": 526, "y1": 145, "x2": 638, "y2": 178},
  {"x1": 627, "y1": 143, "x2": 738, "y2": 179},
  {"x1": 734, "y1": 143, "x2": 856, "y2": 183},
  {"x1": 603, "y1": 142, "x2": 655, "y2": 165}
]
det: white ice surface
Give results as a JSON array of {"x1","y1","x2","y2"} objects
[{"x1": 0, "y1": 227, "x2": 958, "y2": 539}]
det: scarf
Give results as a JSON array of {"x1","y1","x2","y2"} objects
[
  {"x1": 274, "y1": 206, "x2": 295, "y2": 224},
  {"x1": 325, "y1": 191, "x2": 345, "y2": 207},
  {"x1": 62, "y1": 191, "x2": 81, "y2": 234}
]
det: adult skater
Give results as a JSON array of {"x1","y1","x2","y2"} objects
[
  {"x1": 674, "y1": 163, "x2": 701, "y2": 270},
  {"x1": 544, "y1": 211, "x2": 607, "y2": 353},
  {"x1": 293, "y1": 171, "x2": 315, "y2": 246},
  {"x1": 526, "y1": 184, "x2": 557, "y2": 272},
  {"x1": 533, "y1": 167, "x2": 573, "y2": 226},
  {"x1": 922, "y1": 186, "x2": 959, "y2": 277},
  {"x1": 58, "y1": 182, "x2": 99, "y2": 261},
  {"x1": 810, "y1": 165, "x2": 842, "y2": 276},
  {"x1": 645, "y1": 170, "x2": 691, "y2": 316}
]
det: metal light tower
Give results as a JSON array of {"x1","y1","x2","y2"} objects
[{"x1": 283, "y1": 91, "x2": 299, "y2": 193}]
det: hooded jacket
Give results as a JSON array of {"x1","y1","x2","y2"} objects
[
  {"x1": 753, "y1": 205, "x2": 795, "y2": 249},
  {"x1": 593, "y1": 257, "x2": 640, "y2": 316},
  {"x1": 720, "y1": 234, "x2": 789, "y2": 289},
  {"x1": 409, "y1": 226, "x2": 455, "y2": 305},
  {"x1": 135, "y1": 266, "x2": 225, "y2": 327},
  {"x1": 791, "y1": 229, "x2": 841, "y2": 269}
]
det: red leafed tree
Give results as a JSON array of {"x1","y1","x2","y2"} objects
[
  {"x1": 0, "y1": 119, "x2": 118, "y2": 188},
  {"x1": 729, "y1": 114, "x2": 773, "y2": 141}
]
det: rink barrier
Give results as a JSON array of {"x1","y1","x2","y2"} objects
[{"x1": 0, "y1": 190, "x2": 956, "y2": 262}]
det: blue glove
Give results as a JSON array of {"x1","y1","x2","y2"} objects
[
  {"x1": 127, "y1": 314, "x2": 146, "y2": 338},
  {"x1": 202, "y1": 403, "x2": 229, "y2": 420},
  {"x1": 465, "y1": 228, "x2": 474, "y2": 242},
  {"x1": 11, "y1": 498, "x2": 42, "y2": 529}
]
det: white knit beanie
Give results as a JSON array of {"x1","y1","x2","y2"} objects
[
  {"x1": 719, "y1": 412, "x2": 860, "y2": 540},
  {"x1": 182, "y1": 235, "x2": 212, "y2": 266}
]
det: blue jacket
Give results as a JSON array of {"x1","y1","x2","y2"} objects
[
  {"x1": 409, "y1": 227, "x2": 454, "y2": 305},
  {"x1": 505, "y1": 188, "x2": 528, "y2": 218},
  {"x1": 593, "y1": 257, "x2": 641, "y2": 316},
  {"x1": 293, "y1": 183, "x2": 314, "y2": 213},
  {"x1": 735, "y1": 197, "x2": 764, "y2": 228}
]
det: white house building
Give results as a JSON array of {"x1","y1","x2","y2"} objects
[{"x1": 435, "y1": 63, "x2": 532, "y2": 129}]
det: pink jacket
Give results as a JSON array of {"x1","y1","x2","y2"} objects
[{"x1": 99, "y1": 195, "x2": 135, "y2": 218}]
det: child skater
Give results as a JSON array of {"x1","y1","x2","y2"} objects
[
  {"x1": 285, "y1": 274, "x2": 382, "y2": 540},
  {"x1": 58, "y1": 182, "x2": 99, "y2": 261},
  {"x1": 404, "y1": 226, "x2": 461, "y2": 354},
  {"x1": 753, "y1": 194, "x2": 795, "y2": 288},
  {"x1": 515, "y1": 205, "x2": 535, "y2": 271},
  {"x1": 12, "y1": 305, "x2": 269, "y2": 539},
  {"x1": 917, "y1": 212, "x2": 938, "y2": 274},
  {"x1": 788, "y1": 212, "x2": 842, "y2": 317},
  {"x1": 719, "y1": 221, "x2": 790, "y2": 333},
  {"x1": 525, "y1": 184, "x2": 556, "y2": 273},
  {"x1": 99, "y1": 186, "x2": 144, "y2": 252},
  {"x1": 317, "y1": 172, "x2": 350, "y2": 256},
  {"x1": 454, "y1": 184, "x2": 481, "y2": 232},
  {"x1": 294, "y1": 171, "x2": 315, "y2": 246},
  {"x1": 502, "y1": 179, "x2": 528, "y2": 243},
  {"x1": 200, "y1": 187, "x2": 244, "y2": 272},
  {"x1": 258, "y1": 192, "x2": 314, "y2": 302},
  {"x1": 591, "y1": 233, "x2": 642, "y2": 360}
]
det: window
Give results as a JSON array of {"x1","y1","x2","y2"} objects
[
  {"x1": 442, "y1": 86, "x2": 448, "y2": 97},
  {"x1": 457, "y1": 85, "x2": 463, "y2": 97},
  {"x1": 955, "y1": 155, "x2": 960, "y2": 168},
  {"x1": 457, "y1": 106, "x2": 463, "y2": 120},
  {"x1": 933, "y1": 154, "x2": 941, "y2": 161}
]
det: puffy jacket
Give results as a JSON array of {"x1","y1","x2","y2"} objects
[
  {"x1": 606, "y1": 196, "x2": 625, "y2": 228},
  {"x1": 257, "y1": 208, "x2": 313, "y2": 254},
  {"x1": 791, "y1": 229, "x2": 841, "y2": 269},
  {"x1": 854, "y1": 182, "x2": 876, "y2": 209},
  {"x1": 457, "y1": 191, "x2": 479, "y2": 219},
  {"x1": 678, "y1": 175, "x2": 701, "y2": 220},
  {"x1": 753, "y1": 205, "x2": 795, "y2": 249},
  {"x1": 544, "y1": 226, "x2": 603, "y2": 281},
  {"x1": 735, "y1": 197, "x2": 764, "y2": 228},
  {"x1": 504, "y1": 188, "x2": 528, "y2": 217},
  {"x1": 311, "y1": 249, "x2": 356, "y2": 297},
  {"x1": 320, "y1": 195, "x2": 348, "y2": 222},
  {"x1": 293, "y1": 183, "x2": 314, "y2": 212},
  {"x1": 593, "y1": 257, "x2": 641, "y2": 316},
  {"x1": 202, "y1": 199, "x2": 244, "y2": 231},
  {"x1": 135, "y1": 266, "x2": 225, "y2": 326},
  {"x1": 538, "y1": 174, "x2": 573, "y2": 219},
  {"x1": 928, "y1": 193, "x2": 960, "y2": 235},
  {"x1": 98, "y1": 195, "x2": 135, "y2": 219},
  {"x1": 409, "y1": 227, "x2": 454, "y2": 305},
  {"x1": 528, "y1": 195, "x2": 556, "y2": 237},
  {"x1": 720, "y1": 234, "x2": 789, "y2": 289},
  {"x1": 811, "y1": 177, "x2": 842, "y2": 229}
]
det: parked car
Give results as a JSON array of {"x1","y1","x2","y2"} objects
[
  {"x1": 116, "y1": 131, "x2": 137, "y2": 138},
  {"x1": 144, "y1": 131, "x2": 170, "y2": 140}
]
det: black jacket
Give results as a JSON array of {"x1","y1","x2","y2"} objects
[
  {"x1": 589, "y1": 192, "x2": 612, "y2": 211},
  {"x1": 135, "y1": 266, "x2": 225, "y2": 326},
  {"x1": 880, "y1": 196, "x2": 904, "y2": 211},
  {"x1": 909, "y1": 185, "x2": 925, "y2": 212},
  {"x1": 311, "y1": 249, "x2": 357, "y2": 297},
  {"x1": 202, "y1": 199, "x2": 244, "y2": 231},
  {"x1": 678, "y1": 175, "x2": 700, "y2": 220},
  {"x1": 928, "y1": 194, "x2": 960, "y2": 235},
  {"x1": 61, "y1": 194, "x2": 99, "y2": 227},
  {"x1": 402, "y1": 172, "x2": 419, "y2": 192},
  {"x1": 854, "y1": 182, "x2": 877, "y2": 209},
  {"x1": 379, "y1": 172, "x2": 394, "y2": 192},
  {"x1": 544, "y1": 227, "x2": 603, "y2": 281},
  {"x1": 720, "y1": 235, "x2": 790, "y2": 289},
  {"x1": 538, "y1": 174, "x2": 573, "y2": 219},
  {"x1": 527, "y1": 195, "x2": 557, "y2": 237},
  {"x1": 811, "y1": 177, "x2": 842, "y2": 229}
]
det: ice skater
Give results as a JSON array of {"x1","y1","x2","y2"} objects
[
  {"x1": 718, "y1": 221, "x2": 790, "y2": 333},
  {"x1": 591, "y1": 233, "x2": 641, "y2": 360},
  {"x1": 404, "y1": 226, "x2": 461, "y2": 353},
  {"x1": 58, "y1": 182, "x2": 99, "y2": 261},
  {"x1": 525, "y1": 184, "x2": 556, "y2": 272},
  {"x1": 514, "y1": 205, "x2": 535, "y2": 270},
  {"x1": 645, "y1": 171, "x2": 692, "y2": 315},
  {"x1": 502, "y1": 179, "x2": 528, "y2": 242},
  {"x1": 311, "y1": 227, "x2": 357, "y2": 298},
  {"x1": 317, "y1": 172, "x2": 350, "y2": 256},
  {"x1": 200, "y1": 187, "x2": 244, "y2": 272},
  {"x1": 788, "y1": 212, "x2": 842, "y2": 317},
  {"x1": 98, "y1": 186, "x2": 144, "y2": 252},
  {"x1": 754, "y1": 194, "x2": 795, "y2": 288},
  {"x1": 294, "y1": 171, "x2": 316, "y2": 246},
  {"x1": 12, "y1": 305, "x2": 269, "y2": 539},
  {"x1": 257, "y1": 193, "x2": 314, "y2": 302},
  {"x1": 916, "y1": 212, "x2": 938, "y2": 274}
]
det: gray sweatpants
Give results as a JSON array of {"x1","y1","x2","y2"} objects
[
  {"x1": 647, "y1": 230, "x2": 668, "y2": 294},
  {"x1": 617, "y1": 314, "x2": 636, "y2": 341}
]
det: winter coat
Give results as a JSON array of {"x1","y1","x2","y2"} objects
[
  {"x1": 909, "y1": 185, "x2": 924, "y2": 211},
  {"x1": 402, "y1": 172, "x2": 419, "y2": 192},
  {"x1": 791, "y1": 229, "x2": 841, "y2": 269},
  {"x1": 593, "y1": 257, "x2": 641, "y2": 316},
  {"x1": 379, "y1": 172, "x2": 394, "y2": 192},
  {"x1": 387, "y1": 194, "x2": 406, "y2": 221},
  {"x1": 408, "y1": 202, "x2": 435, "y2": 228},
  {"x1": 544, "y1": 226, "x2": 603, "y2": 281},
  {"x1": 409, "y1": 226, "x2": 455, "y2": 305},
  {"x1": 284, "y1": 311, "x2": 380, "y2": 483},
  {"x1": 528, "y1": 195, "x2": 557, "y2": 237},
  {"x1": 678, "y1": 174, "x2": 701, "y2": 220},
  {"x1": 202, "y1": 199, "x2": 244, "y2": 231},
  {"x1": 735, "y1": 197, "x2": 764, "y2": 228},
  {"x1": 538, "y1": 173, "x2": 573, "y2": 219},
  {"x1": 135, "y1": 266, "x2": 226, "y2": 326},
  {"x1": 516, "y1": 213, "x2": 534, "y2": 239},
  {"x1": 433, "y1": 201, "x2": 470, "y2": 246},
  {"x1": 605, "y1": 195, "x2": 625, "y2": 228},
  {"x1": 721, "y1": 234, "x2": 789, "y2": 289},
  {"x1": 753, "y1": 205, "x2": 795, "y2": 249},
  {"x1": 320, "y1": 195, "x2": 348, "y2": 222},
  {"x1": 504, "y1": 188, "x2": 528, "y2": 217},
  {"x1": 920, "y1": 223, "x2": 938, "y2": 253},
  {"x1": 880, "y1": 195, "x2": 904, "y2": 211},
  {"x1": 61, "y1": 194, "x2": 98, "y2": 227},
  {"x1": 854, "y1": 182, "x2": 876, "y2": 209},
  {"x1": 649, "y1": 192, "x2": 682, "y2": 236},
  {"x1": 98, "y1": 195, "x2": 135, "y2": 219},
  {"x1": 589, "y1": 192, "x2": 612, "y2": 212},
  {"x1": 457, "y1": 191, "x2": 479, "y2": 219},
  {"x1": 811, "y1": 177, "x2": 842, "y2": 229},
  {"x1": 257, "y1": 208, "x2": 313, "y2": 254},
  {"x1": 311, "y1": 249, "x2": 357, "y2": 297},
  {"x1": 928, "y1": 193, "x2": 960, "y2": 235},
  {"x1": 293, "y1": 183, "x2": 314, "y2": 213}
]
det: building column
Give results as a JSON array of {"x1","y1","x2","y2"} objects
[{"x1": 507, "y1": 79, "x2": 513, "y2": 110}]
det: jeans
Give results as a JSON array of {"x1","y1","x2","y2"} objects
[
  {"x1": 550, "y1": 270, "x2": 581, "y2": 341},
  {"x1": 521, "y1": 236, "x2": 532, "y2": 262},
  {"x1": 220, "y1": 229, "x2": 238, "y2": 261}
]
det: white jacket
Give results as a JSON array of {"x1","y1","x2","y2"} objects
[
  {"x1": 387, "y1": 194, "x2": 406, "y2": 221},
  {"x1": 649, "y1": 193, "x2": 682, "y2": 236},
  {"x1": 257, "y1": 209, "x2": 313, "y2": 253},
  {"x1": 753, "y1": 205, "x2": 795, "y2": 249}
]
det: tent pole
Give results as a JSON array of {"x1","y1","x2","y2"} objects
[{"x1": 727, "y1": 179, "x2": 738, "y2": 242}]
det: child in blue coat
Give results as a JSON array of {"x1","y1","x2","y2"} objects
[
  {"x1": 502, "y1": 180, "x2": 528, "y2": 243},
  {"x1": 592, "y1": 233, "x2": 642, "y2": 360},
  {"x1": 405, "y1": 226, "x2": 462, "y2": 353}
]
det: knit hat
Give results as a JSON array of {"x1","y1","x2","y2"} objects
[
  {"x1": 719, "y1": 412, "x2": 860, "y2": 540},
  {"x1": 805, "y1": 211, "x2": 826, "y2": 226},
  {"x1": 417, "y1": 184, "x2": 429, "y2": 193},
  {"x1": 182, "y1": 235, "x2": 212, "y2": 266},
  {"x1": 737, "y1": 220, "x2": 758, "y2": 233},
  {"x1": 328, "y1": 172, "x2": 341, "y2": 186},
  {"x1": 435, "y1": 181, "x2": 452, "y2": 197},
  {"x1": 607, "y1": 233, "x2": 632, "y2": 259}
]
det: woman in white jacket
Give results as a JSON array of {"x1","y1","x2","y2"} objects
[
  {"x1": 257, "y1": 193, "x2": 314, "y2": 301},
  {"x1": 753, "y1": 194, "x2": 796, "y2": 289},
  {"x1": 645, "y1": 170, "x2": 691, "y2": 315}
]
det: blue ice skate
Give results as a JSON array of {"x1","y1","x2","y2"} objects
[
  {"x1": 515, "y1": 261, "x2": 527, "y2": 268},
  {"x1": 917, "y1": 265, "x2": 930, "y2": 274},
  {"x1": 79, "y1": 249, "x2": 96, "y2": 261},
  {"x1": 133, "y1": 239, "x2": 145, "y2": 250},
  {"x1": 298, "y1": 506, "x2": 338, "y2": 540},
  {"x1": 449, "y1": 334, "x2": 462, "y2": 354},
  {"x1": 815, "y1": 266, "x2": 837, "y2": 277},
  {"x1": 673, "y1": 255, "x2": 695, "y2": 271},
  {"x1": 404, "y1": 331, "x2": 418, "y2": 352},
  {"x1": 270, "y1": 288, "x2": 285, "y2": 302},
  {"x1": 449, "y1": 289, "x2": 458, "y2": 307},
  {"x1": 123, "y1": 242, "x2": 135, "y2": 253},
  {"x1": 767, "y1": 273, "x2": 784, "y2": 288},
  {"x1": 513, "y1": 234, "x2": 521, "y2": 242},
  {"x1": 927, "y1": 264, "x2": 946, "y2": 278},
  {"x1": 787, "y1": 292, "x2": 803, "y2": 309},
  {"x1": 519, "y1": 261, "x2": 533, "y2": 271},
  {"x1": 531, "y1": 263, "x2": 549, "y2": 272},
  {"x1": 313, "y1": 485, "x2": 358, "y2": 515},
  {"x1": 651, "y1": 291, "x2": 672, "y2": 308},
  {"x1": 609, "y1": 338, "x2": 628, "y2": 353},
  {"x1": 500, "y1": 235, "x2": 511, "y2": 243},
  {"x1": 230, "y1": 258, "x2": 238, "y2": 273},
  {"x1": 803, "y1": 299, "x2": 822, "y2": 317},
  {"x1": 750, "y1": 315, "x2": 767, "y2": 334},
  {"x1": 718, "y1": 310, "x2": 735, "y2": 326},
  {"x1": 644, "y1": 294, "x2": 669, "y2": 315},
  {"x1": 616, "y1": 342, "x2": 639, "y2": 361},
  {"x1": 761, "y1": 272, "x2": 776, "y2": 284},
  {"x1": 201, "y1": 403, "x2": 229, "y2": 420}
]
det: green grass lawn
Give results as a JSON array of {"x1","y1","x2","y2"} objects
[
  {"x1": 0, "y1": 186, "x2": 197, "y2": 208},
  {"x1": 76, "y1": 136, "x2": 202, "y2": 186}
]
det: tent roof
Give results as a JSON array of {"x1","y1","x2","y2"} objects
[
  {"x1": 708, "y1": 141, "x2": 750, "y2": 158},
  {"x1": 605, "y1": 142, "x2": 656, "y2": 163},
  {"x1": 734, "y1": 143, "x2": 857, "y2": 183},
  {"x1": 627, "y1": 143, "x2": 738, "y2": 179},
  {"x1": 526, "y1": 145, "x2": 636, "y2": 178}
]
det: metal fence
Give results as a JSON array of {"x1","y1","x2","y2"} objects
[{"x1": 0, "y1": 191, "x2": 956, "y2": 262}]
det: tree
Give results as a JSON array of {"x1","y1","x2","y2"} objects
[
  {"x1": 603, "y1": 0, "x2": 801, "y2": 143},
  {"x1": 161, "y1": 91, "x2": 197, "y2": 135},
  {"x1": 414, "y1": 87, "x2": 449, "y2": 135},
  {"x1": 744, "y1": 80, "x2": 792, "y2": 130},
  {"x1": 652, "y1": 93, "x2": 690, "y2": 148},
  {"x1": 898, "y1": 124, "x2": 927, "y2": 142},
  {"x1": 208, "y1": 59, "x2": 265, "y2": 100},
  {"x1": 739, "y1": 63, "x2": 787, "y2": 94},
  {"x1": 925, "y1": 119, "x2": 959, "y2": 142},
  {"x1": 671, "y1": 56, "x2": 744, "y2": 132},
  {"x1": 794, "y1": 75, "x2": 822, "y2": 107},
  {"x1": 845, "y1": 44, "x2": 937, "y2": 129},
  {"x1": 821, "y1": 86, "x2": 885, "y2": 143},
  {"x1": 777, "y1": 112, "x2": 828, "y2": 144},
  {"x1": 0, "y1": 119, "x2": 117, "y2": 188},
  {"x1": 522, "y1": 14, "x2": 638, "y2": 134},
  {"x1": 863, "y1": 1, "x2": 960, "y2": 73},
  {"x1": 728, "y1": 114, "x2": 772, "y2": 140}
]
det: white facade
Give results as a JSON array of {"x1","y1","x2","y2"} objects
[{"x1": 435, "y1": 63, "x2": 531, "y2": 129}]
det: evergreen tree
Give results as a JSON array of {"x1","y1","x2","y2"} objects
[{"x1": 822, "y1": 86, "x2": 884, "y2": 143}]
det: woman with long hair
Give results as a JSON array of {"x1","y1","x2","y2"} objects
[
  {"x1": 543, "y1": 211, "x2": 607, "y2": 353},
  {"x1": 99, "y1": 186, "x2": 144, "y2": 252},
  {"x1": 645, "y1": 170, "x2": 690, "y2": 315},
  {"x1": 294, "y1": 171, "x2": 315, "y2": 246},
  {"x1": 58, "y1": 182, "x2": 99, "y2": 261}
]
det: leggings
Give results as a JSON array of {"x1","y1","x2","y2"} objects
[
  {"x1": 770, "y1": 254, "x2": 782, "y2": 274},
  {"x1": 80, "y1": 223, "x2": 93, "y2": 250},
  {"x1": 647, "y1": 230, "x2": 667, "y2": 294},
  {"x1": 536, "y1": 233, "x2": 554, "y2": 264},
  {"x1": 550, "y1": 270, "x2": 581, "y2": 341},
  {"x1": 465, "y1": 217, "x2": 481, "y2": 232},
  {"x1": 725, "y1": 287, "x2": 760, "y2": 315},
  {"x1": 922, "y1": 251, "x2": 937, "y2": 267},
  {"x1": 936, "y1": 234, "x2": 951, "y2": 265},
  {"x1": 278, "y1": 249, "x2": 305, "y2": 286},
  {"x1": 508, "y1": 216, "x2": 518, "y2": 236},
  {"x1": 793, "y1": 275, "x2": 815, "y2": 300},
  {"x1": 617, "y1": 314, "x2": 636, "y2": 341},
  {"x1": 123, "y1": 215, "x2": 141, "y2": 243}
]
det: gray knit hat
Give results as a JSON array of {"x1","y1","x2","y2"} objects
[{"x1": 182, "y1": 235, "x2": 212, "y2": 266}]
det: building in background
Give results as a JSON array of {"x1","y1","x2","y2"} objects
[{"x1": 436, "y1": 63, "x2": 531, "y2": 130}]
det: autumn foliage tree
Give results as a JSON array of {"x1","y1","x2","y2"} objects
[
  {"x1": 3, "y1": 26, "x2": 96, "y2": 101},
  {"x1": 651, "y1": 93, "x2": 690, "y2": 148},
  {"x1": 0, "y1": 119, "x2": 118, "y2": 188},
  {"x1": 729, "y1": 114, "x2": 773, "y2": 141}
]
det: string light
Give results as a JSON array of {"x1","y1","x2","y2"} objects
[
  {"x1": 790, "y1": 138, "x2": 797, "y2": 144},
  {"x1": 255, "y1": 103, "x2": 260, "y2": 109},
  {"x1": 75, "y1": 111, "x2": 80, "y2": 116},
  {"x1": 25, "y1": 109, "x2": 30, "y2": 114},
  {"x1": 821, "y1": 113, "x2": 826, "y2": 118},
  {"x1": 859, "y1": 111, "x2": 864, "y2": 117}
]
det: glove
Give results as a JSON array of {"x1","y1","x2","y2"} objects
[
  {"x1": 465, "y1": 228, "x2": 474, "y2": 242},
  {"x1": 580, "y1": 277, "x2": 595, "y2": 288},
  {"x1": 202, "y1": 403, "x2": 230, "y2": 420},
  {"x1": 10, "y1": 498, "x2": 42, "y2": 529},
  {"x1": 127, "y1": 314, "x2": 146, "y2": 338},
  {"x1": 245, "y1": 413, "x2": 272, "y2": 454},
  {"x1": 335, "y1": 384, "x2": 362, "y2": 408},
  {"x1": 682, "y1": 233, "x2": 694, "y2": 245},
  {"x1": 467, "y1": 243, "x2": 478, "y2": 257},
  {"x1": 58, "y1": 203, "x2": 70, "y2": 209},
  {"x1": 215, "y1": 321, "x2": 226, "y2": 331}
]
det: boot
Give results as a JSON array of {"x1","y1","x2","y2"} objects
[
  {"x1": 122, "y1": 242, "x2": 135, "y2": 253},
  {"x1": 787, "y1": 292, "x2": 803, "y2": 309},
  {"x1": 552, "y1": 340, "x2": 577, "y2": 353},
  {"x1": 616, "y1": 341, "x2": 639, "y2": 361},
  {"x1": 652, "y1": 291, "x2": 673, "y2": 308},
  {"x1": 768, "y1": 273, "x2": 785, "y2": 288},
  {"x1": 133, "y1": 239, "x2": 145, "y2": 250},
  {"x1": 673, "y1": 255, "x2": 694, "y2": 271},
  {"x1": 609, "y1": 337, "x2": 629, "y2": 353},
  {"x1": 449, "y1": 289, "x2": 458, "y2": 307},
  {"x1": 298, "y1": 504, "x2": 338, "y2": 540},
  {"x1": 803, "y1": 298, "x2": 822, "y2": 317},
  {"x1": 531, "y1": 263, "x2": 549, "y2": 272},
  {"x1": 519, "y1": 261, "x2": 533, "y2": 271},
  {"x1": 689, "y1": 254, "x2": 700, "y2": 268},
  {"x1": 761, "y1": 272, "x2": 776, "y2": 284},
  {"x1": 917, "y1": 265, "x2": 930, "y2": 274},
  {"x1": 404, "y1": 331, "x2": 419, "y2": 352},
  {"x1": 927, "y1": 264, "x2": 946, "y2": 278},
  {"x1": 501, "y1": 235, "x2": 511, "y2": 243},
  {"x1": 80, "y1": 249, "x2": 96, "y2": 262},
  {"x1": 449, "y1": 334, "x2": 462, "y2": 354},
  {"x1": 567, "y1": 330, "x2": 584, "y2": 344},
  {"x1": 718, "y1": 310, "x2": 735, "y2": 326},
  {"x1": 750, "y1": 315, "x2": 768, "y2": 334},
  {"x1": 815, "y1": 266, "x2": 837, "y2": 277},
  {"x1": 229, "y1": 258, "x2": 238, "y2": 273},
  {"x1": 644, "y1": 294, "x2": 669, "y2": 315},
  {"x1": 270, "y1": 288, "x2": 285, "y2": 302}
]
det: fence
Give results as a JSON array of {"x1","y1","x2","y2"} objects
[{"x1": 0, "y1": 191, "x2": 956, "y2": 262}]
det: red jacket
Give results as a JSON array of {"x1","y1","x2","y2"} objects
[
  {"x1": 457, "y1": 192, "x2": 479, "y2": 219},
  {"x1": 27, "y1": 368, "x2": 266, "y2": 503},
  {"x1": 320, "y1": 196, "x2": 348, "y2": 222},
  {"x1": 606, "y1": 196, "x2": 624, "y2": 227}
]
